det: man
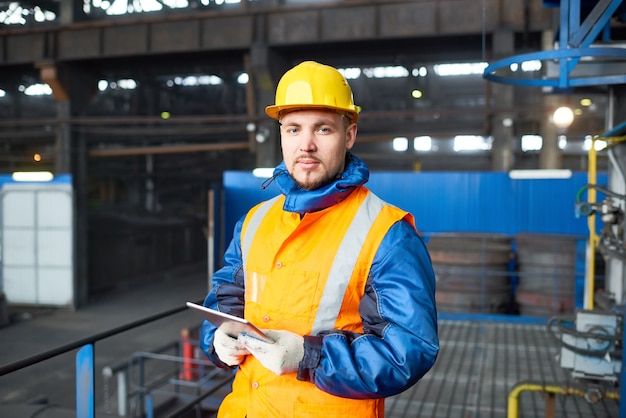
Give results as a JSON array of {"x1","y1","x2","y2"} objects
[{"x1": 200, "y1": 60, "x2": 438, "y2": 417}]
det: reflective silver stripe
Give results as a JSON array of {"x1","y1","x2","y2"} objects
[
  {"x1": 242, "y1": 195, "x2": 281, "y2": 273},
  {"x1": 311, "y1": 191, "x2": 385, "y2": 335}
]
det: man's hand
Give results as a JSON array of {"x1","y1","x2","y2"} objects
[
  {"x1": 239, "y1": 329, "x2": 304, "y2": 375},
  {"x1": 213, "y1": 327, "x2": 249, "y2": 366}
]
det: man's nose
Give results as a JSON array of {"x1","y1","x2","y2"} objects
[{"x1": 299, "y1": 131, "x2": 316, "y2": 151}]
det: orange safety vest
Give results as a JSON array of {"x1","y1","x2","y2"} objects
[{"x1": 218, "y1": 186, "x2": 412, "y2": 418}]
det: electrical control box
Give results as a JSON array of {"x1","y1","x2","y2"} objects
[{"x1": 560, "y1": 310, "x2": 621, "y2": 382}]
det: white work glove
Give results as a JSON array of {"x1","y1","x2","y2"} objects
[
  {"x1": 239, "y1": 329, "x2": 304, "y2": 376},
  {"x1": 213, "y1": 327, "x2": 249, "y2": 366}
]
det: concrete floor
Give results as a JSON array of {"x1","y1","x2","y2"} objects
[{"x1": 0, "y1": 265, "x2": 621, "y2": 417}]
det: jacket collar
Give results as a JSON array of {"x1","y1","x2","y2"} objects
[{"x1": 270, "y1": 152, "x2": 369, "y2": 215}]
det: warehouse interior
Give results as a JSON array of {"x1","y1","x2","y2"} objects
[{"x1": 1, "y1": 0, "x2": 626, "y2": 417}]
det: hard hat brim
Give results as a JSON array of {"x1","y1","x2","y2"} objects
[{"x1": 265, "y1": 104, "x2": 359, "y2": 123}]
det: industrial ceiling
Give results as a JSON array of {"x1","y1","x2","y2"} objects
[{"x1": 0, "y1": 0, "x2": 625, "y2": 207}]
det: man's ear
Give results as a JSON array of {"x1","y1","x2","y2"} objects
[{"x1": 345, "y1": 123, "x2": 357, "y2": 150}]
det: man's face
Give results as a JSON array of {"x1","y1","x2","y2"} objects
[{"x1": 279, "y1": 109, "x2": 357, "y2": 190}]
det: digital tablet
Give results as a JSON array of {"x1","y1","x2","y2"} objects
[{"x1": 186, "y1": 302, "x2": 274, "y2": 344}]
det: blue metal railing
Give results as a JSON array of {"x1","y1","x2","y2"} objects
[{"x1": 0, "y1": 300, "x2": 226, "y2": 417}]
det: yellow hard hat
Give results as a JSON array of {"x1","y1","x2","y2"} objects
[{"x1": 265, "y1": 61, "x2": 360, "y2": 122}]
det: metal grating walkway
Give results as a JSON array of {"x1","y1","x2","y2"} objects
[{"x1": 385, "y1": 320, "x2": 620, "y2": 418}]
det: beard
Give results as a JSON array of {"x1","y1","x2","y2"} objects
[
  {"x1": 289, "y1": 159, "x2": 338, "y2": 191},
  {"x1": 293, "y1": 172, "x2": 335, "y2": 191}
]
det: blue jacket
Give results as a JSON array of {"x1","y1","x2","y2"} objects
[{"x1": 200, "y1": 152, "x2": 439, "y2": 399}]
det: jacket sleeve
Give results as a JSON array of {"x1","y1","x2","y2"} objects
[
  {"x1": 199, "y1": 216, "x2": 247, "y2": 368},
  {"x1": 297, "y1": 219, "x2": 439, "y2": 399}
]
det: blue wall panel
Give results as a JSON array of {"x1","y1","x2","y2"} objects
[
  {"x1": 221, "y1": 171, "x2": 607, "y2": 248},
  {"x1": 366, "y1": 172, "x2": 516, "y2": 234}
]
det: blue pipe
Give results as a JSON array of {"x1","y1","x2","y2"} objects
[{"x1": 598, "y1": 120, "x2": 626, "y2": 138}]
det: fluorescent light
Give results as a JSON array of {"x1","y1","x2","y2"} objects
[
  {"x1": 337, "y1": 67, "x2": 362, "y2": 80},
  {"x1": 414, "y1": 136, "x2": 432, "y2": 151},
  {"x1": 252, "y1": 168, "x2": 274, "y2": 178},
  {"x1": 12, "y1": 171, "x2": 54, "y2": 182},
  {"x1": 23, "y1": 83, "x2": 53, "y2": 96},
  {"x1": 521, "y1": 134, "x2": 542, "y2": 152},
  {"x1": 509, "y1": 169, "x2": 572, "y2": 180},
  {"x1": 583, "y1": 136, "x2": 607, "y2": 151},
  {"x1": 521, "y1": 60, "x2": 542, "y2": 72},
  {"x1": 453, "y1": 135, "x2": 491, "y2": 151},
  {"x1": 362, "y1": 66, "x2": 409, "y2": 79},
  {"x1": 238, "y1": 73, "x2": 250, "y2": 84},
  {"x1": 434, "y1": 62, "x2": 488, "y2": 76},
  {"x1": 392, "y1": 137, "x2": 408, "y2": 152}
]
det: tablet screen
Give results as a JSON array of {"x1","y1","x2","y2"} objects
[{"x1": 186, "y1": 302, "x2": 274, "y2": 344}]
